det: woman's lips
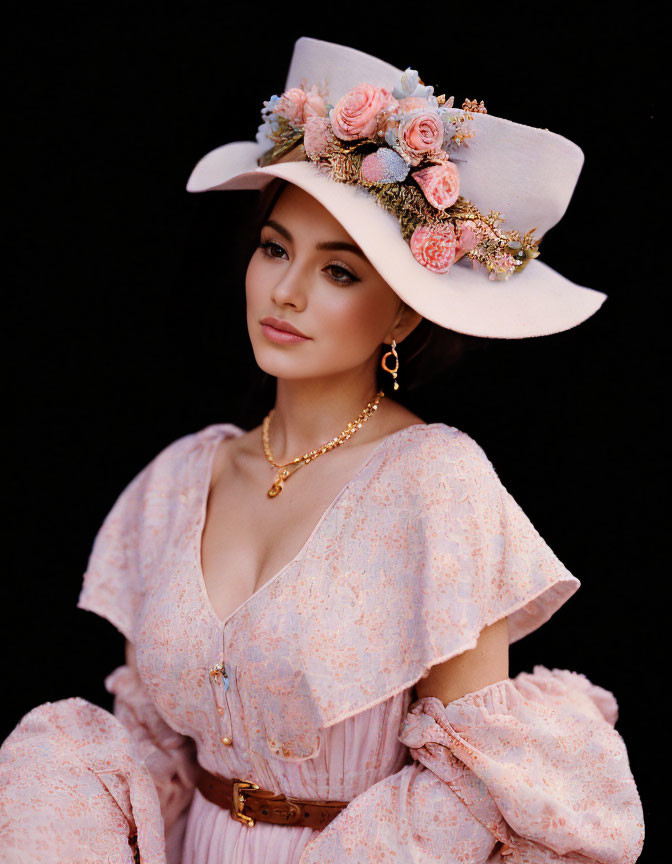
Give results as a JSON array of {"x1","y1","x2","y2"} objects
[{"x1": 260, "y1": 323, "x2": 312, "y2": 344}]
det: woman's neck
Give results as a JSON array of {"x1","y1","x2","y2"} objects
[{"x1": 267, "y1": 374, "x2": 385, "y2": 462}]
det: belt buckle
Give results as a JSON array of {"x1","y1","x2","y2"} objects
[{"x1": 231, "y1": 778, "x2": 260, "y2": 828}]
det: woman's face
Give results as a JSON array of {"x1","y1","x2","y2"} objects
[{"x1": 246, "y1": 182, "x2": 419, "y2": 384}]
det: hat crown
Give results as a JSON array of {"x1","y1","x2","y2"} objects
[
  {"x1": 283, "y1": 36, "x2": 585, "y2": 240},
  {"x1": 285, "y1": 36, "x2": 405, "y2": 103}
]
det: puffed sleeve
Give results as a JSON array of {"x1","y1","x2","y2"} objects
[
  {"x1": 104, "y1": 658, "x2": 199, "y2": 863},
  {"x1": 298, "y1": 668, "x2": 644, "y2": 864},
  {"x1": 76, "y1": 437, "x2": 199, "y2": 858},
  {"x1": 0, "y1": 696, "x2": 167, "y2": 864}
]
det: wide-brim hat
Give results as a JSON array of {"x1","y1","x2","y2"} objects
[{"x1": 185, "y1": 36, "x2": 606, "y2": 339}]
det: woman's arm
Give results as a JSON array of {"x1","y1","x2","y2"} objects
[
  {"x1": 105, "y1": 640, "x2": 199, "y2": 860},
  {"x1": 299, "y1": 619, "x2": 644, "y2": 864},
  {"x1": 414, "y1": 616, "x2": 509, "y2": 705}
]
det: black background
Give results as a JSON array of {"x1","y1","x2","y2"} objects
[{"x1": 4, "y1": 3, "x2": 660, "y2": 855}]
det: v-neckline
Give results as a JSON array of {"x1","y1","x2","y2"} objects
[{"x1": 195, "y1": 421, "x2": 434, "y2": 630}]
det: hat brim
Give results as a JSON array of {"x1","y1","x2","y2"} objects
[{"x1": 186, "y1": 140, "x2": 607, "y2": 339}]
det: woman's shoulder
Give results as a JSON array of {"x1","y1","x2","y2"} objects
[
  {"x1": 393, "y1": 421, "x2": 498, "y2": 476},
  {"x1": 374, "y1": 421, "x2": 506, "y2": 514},
  {"x1": 136, "y1": 422, "x2": 244, "y2": 479}
]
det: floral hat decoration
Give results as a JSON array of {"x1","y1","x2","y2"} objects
[
  {"x1": 257, "y1": 71, "x2": 540, "y2": 281},
  {"x1": 186, "y1": 37, "x2": 606, "y2": 339}
]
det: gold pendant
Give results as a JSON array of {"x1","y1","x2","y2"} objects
[{"x1": 268, "y1": 467, "x2": 290, "y2": 497}]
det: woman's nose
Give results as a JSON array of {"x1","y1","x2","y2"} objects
[{"x1": 270, "y1": 265, "x2": 308, "y2": 309}]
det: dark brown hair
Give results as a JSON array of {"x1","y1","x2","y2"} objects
[{"x1": 247, "y1": 178, "x2": 482, "y2": 399}]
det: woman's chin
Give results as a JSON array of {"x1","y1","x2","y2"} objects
[{"x1": 252, "y1": 349, "x2": 319, "y2": 381}]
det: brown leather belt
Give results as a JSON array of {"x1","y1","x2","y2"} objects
[{"x1": 195, "y1": 764, "x2": 350, "y2": 830}]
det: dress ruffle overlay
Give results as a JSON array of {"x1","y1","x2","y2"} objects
[{"x1": 0, "y1": 423, "x2": 645, "y2": 863}]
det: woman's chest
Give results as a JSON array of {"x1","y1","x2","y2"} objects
[
  {"x1": 129, "y1": 428, "x2": 430, "y2": 765},
  {"x1": 199, "y1": 449, "x2": 373, "y2": 625},
  {"x1": 130, "y1": 503, "x2": 416, "y2": 765}
]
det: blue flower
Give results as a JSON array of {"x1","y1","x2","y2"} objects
[
  {"x1": 256, "y1": 94, "x2": 284, "y2": 146},
  {"x1": 256, "y1": 114, "x2": 280, "y2": 147},
  {"x1": 260, "y1": 94, "x2": 281, "y2": 116}
]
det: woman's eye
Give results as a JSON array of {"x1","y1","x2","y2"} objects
[
  {"x1": 258, "y1": 240, "x2": 286, "y2": 259},
  {"x1": 325, "y1": 265, "x2": 356, "y2": 284},
  {"x1": 258, "y1": 240, "x2": 358, "y2": 285}
]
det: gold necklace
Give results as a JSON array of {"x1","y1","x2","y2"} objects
[{"x1": 262, "y1": 389, "x2": 386, "y2": 498}]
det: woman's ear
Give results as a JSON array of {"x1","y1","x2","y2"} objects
[{"x1": 385, "y1": 303, "x2": 423, "y2": 345}]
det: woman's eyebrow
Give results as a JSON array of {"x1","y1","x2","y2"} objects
[{"x1": 263, "y1": 219, "x2": 368, "y2": 261}]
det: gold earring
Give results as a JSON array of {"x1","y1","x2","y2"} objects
[{"x1": 381, "y1": 339, "x2": 400, "y2": 390}]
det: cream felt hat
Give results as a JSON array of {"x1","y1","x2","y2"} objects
[{"x1": 186, "y1": 36, "x2": 606, "y2": 339}]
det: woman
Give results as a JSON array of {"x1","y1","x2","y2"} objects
[{"x1": 0, "y1": 36, "x2": 644, "y2": 864}]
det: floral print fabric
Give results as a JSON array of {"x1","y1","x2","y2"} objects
[
  {"x1": 0, "y1": 422, "x2": 645, "y2": 862},
  {"x1": 298, "y1": 667, "x2": 644, "y2": 863},
  {"x1": 104, "y1": 662, "x2": 200, "y2": 861},
  {"x1": 223, "y1": 421, "x2": 583, "y2": 760},
  {"x1": 0, "y1": 696, "x2": 167, "y2": 863}
]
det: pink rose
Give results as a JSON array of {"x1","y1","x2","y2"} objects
[
  {"x1": 303, "y1": 85, "x2": 328, "y2": 120},
  {"x1": 275, "y1": 86, "x2": 327, "y2": 126},
  {"x1": 330, "y1": 84, "x2": 395, "y2": 140},
  {"x1": 398, "y1": 110, "x2": 444, "y2": 165},
  {"x1": 303, "y1": 115, "x2": 337, "y2": 159},
  {"x1": 410, "y1": 224, "x2": 457, "y2": 273},
  {"x1": 412, "y1": 161, "x2": 460, "y2": 210},
  {"x1": 376, "y1": 96, "x2": 427, "y2": 143}
]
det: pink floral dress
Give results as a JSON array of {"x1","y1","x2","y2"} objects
[{"x1": 0, "y1": 423, "x2": 645, "y2": 863}]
